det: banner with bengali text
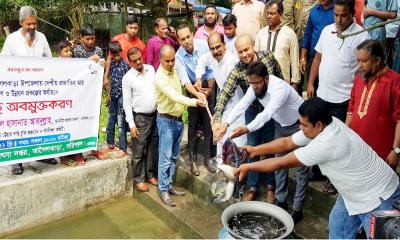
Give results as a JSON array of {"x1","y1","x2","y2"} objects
[{"x1": 0, "y1": 56, "x2": 104, "y2": 166}]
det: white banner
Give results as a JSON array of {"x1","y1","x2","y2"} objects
[{"x1": 0, "y1": 56, "x2": 104, "y2": 166}]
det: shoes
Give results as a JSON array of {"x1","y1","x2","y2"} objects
[
  {"x1": 277, "y1": 201, "x2": 288, "y2": 211},
  {"x1": 136, "y1": 182, "x2": 149, "y2": 192},
  {"x1": 291, "y1": 209, "x2": 304, "y2": 224},
  {"x1": 168, "y1": 186, "x2": 185, "y2": 196},
  {"x1": 73, "y1": 154, "x2": 86, "y2": 165},
  {"x1": 204, "y1": 159, "x2": 216, "y2": 173},
  {"x1": 146, "y1": 178, "x2": 158, "y2": 186},
  {"x1": 190, "y1": 162, "x2": 200, "y2": 176},
  {"x1": 266, "y1": 185, "x2": 275, "y2": 204},
  {"x1": 39, "y1": 158, "x2": 58, "y2": 165},
  {"x1": 159, "y1": 191, "x2": 176, "y2": 207},
  {"x1": 11, "y1": 163, "x2": 23, "y2": 175},
  {"x1": 322, "y1": 181, "x2": 338, "y2": 195},
  {"x1": 243, "y1": 186, "x2": 258, "y2": 201}
]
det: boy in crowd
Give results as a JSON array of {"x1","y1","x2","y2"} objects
[
  {"x1": 72, "y1": 24, "x2": 103, "y2": 60},
  {"x1": 105, "y1": 41, "x2": 131, "y2": 157}
]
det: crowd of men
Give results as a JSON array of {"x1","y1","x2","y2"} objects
[{"x1": 1, "y1": 0, "x2": 400, "y2": 237}]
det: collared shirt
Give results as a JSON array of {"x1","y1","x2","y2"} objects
[
  {"x1": 155, "y1": 66, "x2": 197, "y2": 117},
  {"x1": 224, "y1": 36, "x2": 239, "y2": 58},
  {"x1": 255, "y1": 25, "x2": 300, "y2": 84},
  {"x1": 232, "y1": 0, "x2": 266, "y2": 39},
  {"x1": 300, "y1": 3, "x2": 334, "y2": 57},
  {"x1": 214, "y1": 50, "x2": 283, "y2": 122},
  {"x1": 109, "y1": 59, "x2": 131, "y2": 99},
  {"x1": 385, "y1": 0, "x2": 400, "y2": 38},
  {"x1": 122, "y1": 64, "x2": 157, "y2": 128},
  {"x1": 293, "y1": 0, "x2": 319, "y2": 40},
  {"x1": 194, "y1": 24, "x2": 225, "y2": 40},
  {"x1": 146, "y1": 35, "x2": 179, "y2": 71},
  {"x1": 315, "y1": 22, "x2": 370, "y2": 103},
  {"x1": 293, "y1": 117, "x2": 399, "y2": 215},
  {"x1": 111, "y1": 33, "x2": 147, "y2": 63},
  {"x1": 72, "y1": 44, "x2": 103, "y2": 58},
  {"x1": 364, "y1": 0, "x2": 398, "y2": 40},
  {"x1": 226, "y1": 75, "x2": 303, "y2": 132},
  {"x1": 175, "y1": 39, "x2": 213, "y2": 85},
  {"x1": 1, "y1": 29, "x2": 52, "y2": 57}
]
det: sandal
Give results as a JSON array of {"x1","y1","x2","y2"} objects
[
  {"x1": 39, "y1": 158, "x2": 58, "y2": 165},
  {"x1": 322, "y1": 181, "x2": 337, "y2": 195},
  {"x1": 12, "y1": 163, "x2": 23, "y2": 175},
  {"x1": 73, "y1": 154, "x2": 86, "y2": 165},
  {"x1": 60, "y1": 157, "x2": 77, "y2": 167}
]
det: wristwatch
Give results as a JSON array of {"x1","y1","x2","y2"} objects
[{"x1": 393, "y1": 146, "x2": 400, "y2": 157}]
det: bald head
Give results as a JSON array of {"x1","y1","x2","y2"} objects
[
  {"x1": 235, "y1": 34, "x2": 254, "y2": 48},
  {"x1": 208, "y1": 32, "x2": 226, "y2": 62},
  {"x1": 234, "y1": 34, "x2": 256, "y2": 64},
  {"x1": 160, "y1": 44, "x2": 175, "y2": 59},
  {"x1": 208, "y1": 32, "x2": 224, "y2": 46},
  {"x1": 160, "y1": 44, "x2": 176, "y2": 71}
]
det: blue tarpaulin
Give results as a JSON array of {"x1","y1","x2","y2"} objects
[{"x1": 192, "y1": 4, "x2": 231, "y2": 14}]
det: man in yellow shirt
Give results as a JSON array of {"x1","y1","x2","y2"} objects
[{"x1": 155, "y1": 44, "x2": 206, "y2": 207}]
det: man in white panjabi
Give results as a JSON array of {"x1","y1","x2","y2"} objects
[{"x1": 195, "y1": 32, "x2": 246, "y2": 155}]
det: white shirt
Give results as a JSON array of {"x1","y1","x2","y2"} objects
[
  {"x1": 196, "y1": 51, "x2": 246, "y2": 153},
  {"x1": 226, "y1": 75, "x2": 303, "y2": 132},
  {"x1": 315, "y1": 22, "x2": 369, "y2": 103},
  {"x1": 293, "y1": 117, "x2": 399, "y2": 215},
  {"x1": 224, "y1": 36, "x2": 238, "y2": 58},
  {"x1": 122, "y1": 64, "x2": 157, "y2": 128},
  {"x1": 1, "y1": 29, "x2": 52, "y2": 57}
]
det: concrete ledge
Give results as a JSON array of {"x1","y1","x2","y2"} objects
[
  {"x1": 0, "y1": 157, "x2": 133, "y2": 237},
  {"x1": 133, "y1": 185, "x2": 222, "y2": 239}
]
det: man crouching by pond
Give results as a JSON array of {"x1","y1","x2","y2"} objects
[{"x1": 234, "y1": 97, "x2": 400, "y2": 238}]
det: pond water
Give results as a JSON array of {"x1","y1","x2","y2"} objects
[{"x1": 6, "y1": 198, "x2": 182, "y2": 239}]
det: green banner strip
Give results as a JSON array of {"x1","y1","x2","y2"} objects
[{"x1": 0, "y1": 137, "x2": 98, "y2": 162}]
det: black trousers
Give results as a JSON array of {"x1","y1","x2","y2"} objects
[
  {"x1": 187, "y1": 106, "x2": 213, "y2": 162},
  {"x1": 326, "y1": 100, "x2": 349, "y2": 122},
  {"x1": 131, "y1": 112, "x2": 158, "y2": 183}
]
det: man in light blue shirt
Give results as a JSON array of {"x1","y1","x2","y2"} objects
[
  {"x1": 363, "y1": 0, "x2": 397, "y2": 40},
  {"x1": 175, "y1": 24, "x2": 216, "y2": 175}
]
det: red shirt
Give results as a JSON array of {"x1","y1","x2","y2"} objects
[
  {"x1": 348, "y1": 68, "x2": 400, "y2": 159},
  {"x1": 111, "y1": 33, "x2": 147, "y2": 64}
]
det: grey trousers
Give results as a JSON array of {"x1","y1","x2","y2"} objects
[
  {"x1": 274, "y1": 121, "x2": 309, "y2": 211},
  {"x1": 131, "y1": 112, "x2": 158, "y2": 184}
]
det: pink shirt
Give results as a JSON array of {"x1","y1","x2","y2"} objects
[
  {"x1": 146, "y1": 35, "x2": 179, "y2": 71},
  {"x1": 194, "y1": 24, "x2": 225, "y2": 41}
]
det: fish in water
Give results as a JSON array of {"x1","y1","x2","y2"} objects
[{"x1": 210, "y1": 139, "x2": 249, "y2": 202}]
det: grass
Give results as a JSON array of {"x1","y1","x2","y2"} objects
[{"x1": 98, "y1": 90, "x2": 109, "y2": 142}]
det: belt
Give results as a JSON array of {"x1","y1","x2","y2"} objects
[
  {"x1": 159, "y1": 113, "x2": 182, "y2": 122},
  {"x1": 134, "y1": 111, "x2": 157, "y2": 117}
]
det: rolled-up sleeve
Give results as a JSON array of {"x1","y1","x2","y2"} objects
[{"x1": 155, "y1": 75, "x2": 197, "y2": 107}]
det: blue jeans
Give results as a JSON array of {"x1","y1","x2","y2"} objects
[
  {"x1": 157, "y1": 114, "x2": 183, "y2": 192},
  {"x1": 329, "y1": 184, "x2": 400, "y2": 239},
  {"x1": 245, "y1": 109, "x2": 275, "y2": 189},
  {"x1": 106, "y1": 96, "x2": 127, "y2": 151}
]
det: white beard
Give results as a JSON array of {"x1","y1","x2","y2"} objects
[{"x1": 22, "y1": 30, "x2": 35, "y2": 41}]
